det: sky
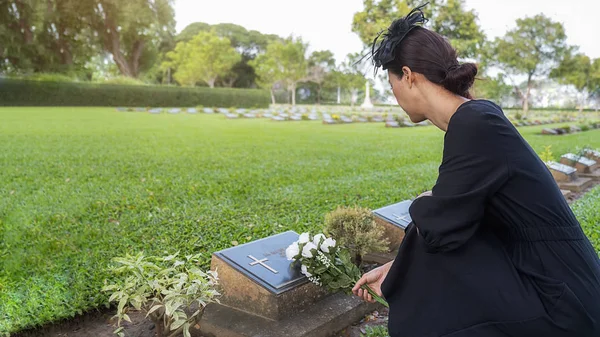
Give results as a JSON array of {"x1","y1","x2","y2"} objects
[{"x1": 179, "y1": 0, "x2": 600, "y2": 67}]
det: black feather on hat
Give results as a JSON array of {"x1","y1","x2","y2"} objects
[{"x1": 366, "y1": 2, "x2": 429, "y2": 72}]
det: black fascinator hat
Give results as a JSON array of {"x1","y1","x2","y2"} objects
[{"x1": 368, "y1": 2, "x2": 429, "y2": 72}]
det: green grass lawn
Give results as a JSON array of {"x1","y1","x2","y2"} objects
[{"x1": 1, "y1": 107, "x2": 599, "y2": 334}]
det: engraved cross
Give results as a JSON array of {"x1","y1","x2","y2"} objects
[
  {"x1": 393, "y1": 213, "x2": 409, "y2": 222},
  {"x1": 248, "y1": 255, "x2": 278, "y2": 274}
]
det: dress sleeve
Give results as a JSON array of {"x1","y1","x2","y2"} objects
[{"x1": 409, "y1": 105, "x2": 510, "y2": 253}]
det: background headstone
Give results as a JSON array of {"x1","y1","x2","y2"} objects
[
  {"x1": 548, "y1": 162, "x2": 577, "y2": 182},
  {"x1": 560, "y1": 153, "x2": 598, "y2": 173}
]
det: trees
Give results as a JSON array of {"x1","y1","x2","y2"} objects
[
  {"x1": 89, "y1": 0, "x2": 176, "y2": 78},
  {"x1": 0, "y1": 0, "x2": 176, "y2": 79},
  {"x1": 164, "y1": 31, "x2": 240, "y2": 88},
  {"x1": 0, "y1": 0, "x2": 97, "y2": 74},
  {"x1": 249, "y1": 52, "x2": 280, "y2": 104},
  {"x1": 472, "y1": 74, "x2": 513, "y2": 102},
  {"x1": 352, "y1": 0, "x2": 484, "y2": 59},
  {"x1": 550, "y1": 52, "x2": 600, "y2": 111},
  {"x1": 256, "y1": 37, "x2": 307, "y2": 106},
  {"x1": 175, "y1": 22, "x2": 281, "y2": 88},
  {"x1": 306, "y1": 50, "x2": 336, "y2": 104},
  {"x1": 492, "y1": 14, "x2": 568, "y2": 113}
]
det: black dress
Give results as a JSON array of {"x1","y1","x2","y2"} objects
[{"x1": 381, "y1": 100, "x2": 600, "y2": 337}]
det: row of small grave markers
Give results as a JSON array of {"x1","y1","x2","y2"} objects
[{"x1": 116, "y1": 106, "x2": 431, "y2": 126}]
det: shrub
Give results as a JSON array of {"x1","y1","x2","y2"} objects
[
  {"x1": 102, "y1": 252, "x2": 220, "y2": 337},
  {"x1": 515, "y1": 112, "x2": 523, "y2": 120},
  {"x1": 324, "y1": 206, "x2": 390, "y2": 267},
  {"x1": 539, "y1": 145, "x2": 555, "y2": 164},
  {"x1": 99, "y1": 76, "x2": 148, "y2": 86},
  {"x1": 0, "y1": 79, "x2": 270, "y2": 108},
  {"x1": 19, "y1": 73, "x2": 77, "y2": 82}
]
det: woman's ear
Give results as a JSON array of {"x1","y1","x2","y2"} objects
[{"x1": 402, "y1": 66, "x2": 413, "y2": 88}]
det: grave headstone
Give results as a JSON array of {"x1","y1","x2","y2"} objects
[
  {"x1": 357, "y1": 117, "x2": 368, "y2": 123},
  {"x1": 244, "y1": 113, "x2": 257, "y2": 118},
  {"x1": 272, "y1": 116, "x2": 286, "y2": 121},
  {"x1": 403, "y1": 121, "x2": 415, "y2": 127},
  {"x1": 547, "y1": 162, "x2": 577, "y2": 182},
  {"x1": 372, "y1": 200, "x2": 412, "y2": 252},
  {"x1": 236, "y1": 108, "x2": 247, "y2": 114},
  {"x1": 187, "y1": 108, "x2": 198, "y2": 114},
  {"x1": 385, "y1": 121, "x2": 399, "y2": 128},
  {"x1": 148, "y1": 108, "x2": 162, "y2": 114},
  {"x1": 340, "y1": 116, "x2": 353, "y2": 123},
  {"x1": 204, "y1": 108, "x2": 215, "y2": 114},
  {"x1": 168, "y1": 108, "x2": 181, "y2": 114},
  {"x1": 584, "y1": 149, "x2": 600, "y2": 162},
  {"x1": 263, "y1": 113, "x2": 273, "y2": 118},
  {"x1": 417, "y1": 121, "x2": 429, "y2": 126},
  {"x1": 560, "y1": 153, "x2": 598, "y2": 173},
  {"x1": 290, "y1": 115, "x2": 302, "y2": 121},
  {"x1": 226, "y1": 113, "x2": 239, "y2": 119},
  {"x1": 570, "y1": 125, "x2": 582, "y2": 133},
  {"x1": 116, "y1": 107, "x2": 127, "y2": 112},
  {"x1": 218, "y1": 108, "x2": 229, "y2": 114},
  {"x1": 135, "y1": 108, "x2": 146, "y2": 112},
  {"x1": 372, "y1": 116, "x2": 384, "y2": 123},
  {"x1": 547, "y1": 162, "x2": 593, "y2": 192},
  {"x1": 542, "y1": 128, "x2": 558, "y2": 135},
  {"x1": 308, "y1": 114, "x2": 319, "y2": 121},
  {"x1": 322, "y1": 118, "x2": 336, "y2": 124},
  {"x1": 201, "y1": 231, "x2": 379, "y2": 337}
]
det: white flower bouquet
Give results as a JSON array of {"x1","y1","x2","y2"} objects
[{"x1": 286, "y1": 232, "x2": 389, "y2": 308}]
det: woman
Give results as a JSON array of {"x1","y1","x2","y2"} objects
[{"x1": 352, "y1": 4, "x2": 600, "y2": 337}]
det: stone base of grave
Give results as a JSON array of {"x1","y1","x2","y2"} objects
[
  {"x1": 198, "y1": 292, "x2": 381, "y2": 337},
  {"x1": 374, "y1": 217, "x2": 405, "y2": 252},
  {"x1": 363, "y1": 250, "x2": 397, "y2": 265},
  {"x1": 558, "y1": 177, "x2": 594, "y2": 192},
  {"x1": 561, "y1": 189, "x2": 574, "y2": 199},
  {"x1": 580, "y1": 170, "x2": 600, "y2": 181}
]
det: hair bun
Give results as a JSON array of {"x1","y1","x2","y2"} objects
[{"x1": 442, "y1": 63, "x2": 478, "y2": 97}]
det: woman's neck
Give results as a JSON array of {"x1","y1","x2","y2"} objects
[{"x1": 421, "y1": 86, "x2": 471, "y2": 132}]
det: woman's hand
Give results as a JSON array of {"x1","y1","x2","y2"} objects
[
  {"x1": 417, "y1": 190, "x2": 432, "y2": 198},
  {"x1": 352, "y1": 261, "x2": 393, "y2": 303}
]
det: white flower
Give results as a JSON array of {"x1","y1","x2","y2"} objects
[
  {"x1": 313, "y1": 233, "x2": 326, "y2": 246},
  {"x1": 301, "y1": 264, "x2": 312, "y2": 277},
  {"x1": 298, "y1": 232, "x2": 310, "y2": 244},
  {"x1": 302, "y1": 242, "x2": 318, "y2": 258},
  {"x1": 285, "y1": 242, "x2": 300, "y2": 260},
  {"x1": 320, "y1": 237, "x2": 336, "y2": 253}
]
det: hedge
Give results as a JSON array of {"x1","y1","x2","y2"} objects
[{"x1": 0, "y1": 79, "x2": 270, "y2": 108}]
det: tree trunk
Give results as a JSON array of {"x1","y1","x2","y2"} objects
[
  {"x1": 99, "y1": 3, "x2": 139, "y2": 78},
  {"x1": 579, "y1": 90, "x2": 586, "y2": 112},
  {"x1": 337, "y1": 86, "x2": 341, "y2": 104},
  {"x1": 128, "y1": 40, "x2": 145, "y2": 78},
  {"x1": 522, "y1": 75, "x2": 532, "y2": 114},
  {"x1": 270, "y1": 88, "x2": 276, "y2": 105},
  {"x1": 291, "y1": 83, "x2": 296, "y2": 106},
  {"x1": 207, "y1": 78, "x2": 216, "y2": 88},
  {"x1": 15, "y1": 0, "x2": 33, "y2": 44},
  {"x1": 317, "y1": 85, "x2": 322, "y2": 105}
]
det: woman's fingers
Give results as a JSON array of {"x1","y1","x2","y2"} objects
[{"x1": 352, "y1": 274, "x2": 368, "y2": 294}]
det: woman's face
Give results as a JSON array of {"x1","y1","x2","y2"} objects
[{"x1": 388, "y1": 69, "x2": 427, "y2": 123}]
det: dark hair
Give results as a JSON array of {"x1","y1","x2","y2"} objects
[{"x1": 385, "y1": 27, "x2": 478, "y2": 99}]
